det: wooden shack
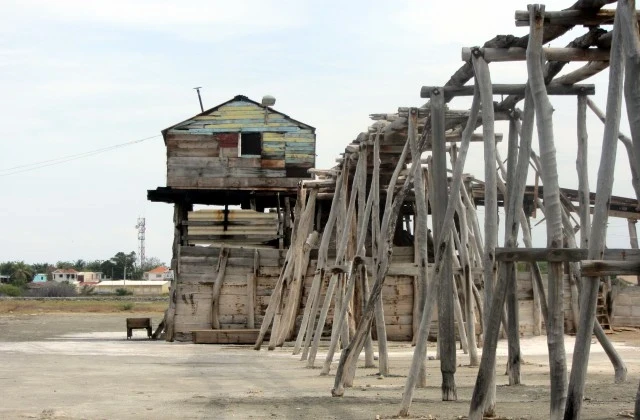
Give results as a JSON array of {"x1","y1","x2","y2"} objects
[
  {"x1": 148, "y1": 95, "x2": 317, "y2": 341},
  {"x1": 163, "y1": 94, "x2": 315, "y2": 192}
]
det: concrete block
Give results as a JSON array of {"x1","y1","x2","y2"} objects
[{"x1": 631, "y1": 306, "x2": 640, "y2": 318}]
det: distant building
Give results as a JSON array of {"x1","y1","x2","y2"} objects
[
  {"x1": 77, "y1": 272, "x2": 105, "y2": 282},
  {"x1": 52, "y1": 269, "x2": 79, "y2": 284},
  {"x1": 143, "y1": 266, "x2": 173, "y2": 281},
  {"x1": 0, "y1": 275, "x2": 10, "y2": 284},
  {"x1": 32, "y1": 273, "x2": 47, "y2": 283}
]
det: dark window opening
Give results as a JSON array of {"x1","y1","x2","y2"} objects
[{"x1": 240, "y1": 132, "x2": 262, "y2": 156}]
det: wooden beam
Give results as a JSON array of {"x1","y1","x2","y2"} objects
[
  {"x1": 581, "y1": 260, "x2": 640, "y2": 276},
  {"x1": 420, "y1": 83, "x2": 595, "y2": 99},
  {"x1": 461, "y1": 46, "x2": 610, "y2": 63},
  {"x1": 515, "y1": 9, "x2": 620, "y2": 27},
  {"x1": 495, "y1": 247, "x2": 640, "y2": 262}
]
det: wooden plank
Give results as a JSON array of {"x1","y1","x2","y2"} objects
[
  {"x1": 261, "y1": 159, "x2": 285, "y2": 169},
  {"x1": 167, "y1": 176, "x2": 301, "y2": 189},
  {"x1": 192, "y1": 329, "x2": 260, "y2": 344}
]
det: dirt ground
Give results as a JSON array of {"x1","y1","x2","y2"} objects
[{"x1": 1, "y1": 312, "x2": 639, "y2": 419}]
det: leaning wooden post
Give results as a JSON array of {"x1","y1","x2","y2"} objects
[
  {"x1": 468, "y1": 48, "x2": 499, "y2": 420},
  {"x1": 308, "y1": 153, "x2": 363, "y2": 367},
  {"x1": 297, "y1": 167, "x2": 345, "y2": 358},
  {"x1": 457, "y1": 195, "x2": 479, "y2": 366},
  {"x1": 332, "y1": 139, "x2": 413, "y2": 397},
  {"x1": 357, "y1": 141, "x2": 375, "y2": 368},
  {"x1": 254, "y1": 247, "x2": 291, "y2": 350},
  {"x1": 321, "y1": 152, "x2": 370, "y2": 375},
  {"x1": 527, "y1": 7, "x2": 567, "y2": 417},
  {"x1": 211, "y1": 247, "x2": 230, "y2": 329},
  {"x1": 276, "y1": 191, "x2": 318, "y2": 344},
  {"x1": 566, "y1": 4, "x2": 627, "y2": 417},
  {"x1": 586, "y1": 98, "x2": 640, "y2": 201},
  {"x1": 371, "y1": 131, "x2": 387, "y2": 373}
]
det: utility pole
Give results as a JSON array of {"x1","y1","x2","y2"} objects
[
  {"x1": 136, "y1": 217, "x2": 146, "y2": 269},
  {"x1": 194, "y1": 87, "x2": 204, "y2": 112}
]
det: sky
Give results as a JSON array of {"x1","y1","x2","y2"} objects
[{"x1": 0, "y1": 0, "x2": 634, "y2": 265}]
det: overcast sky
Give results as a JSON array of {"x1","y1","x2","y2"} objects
[{"x1": 0, "y1": 0, "x2": 634, "y2": 265}]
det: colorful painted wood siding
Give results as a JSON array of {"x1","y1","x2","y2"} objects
[{"x1": 165, "y1": 96, "x2": 315, "y2": 190}]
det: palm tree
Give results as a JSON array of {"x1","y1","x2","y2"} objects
[{"x1": 11, "y1": 262, "x2": 34, "y2": 285}]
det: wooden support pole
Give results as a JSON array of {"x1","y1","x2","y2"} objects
[
  {"x1": 577, "y1": 95, "x2": 591, "y2": 249},
  {"x1": 628, "y1": 219, "x2": 640, "y2": 285},
  {"x1": 276, "y1": 191, "x2": 318, "y2": 345},
  {"x1": 457, "y1": 195, "x2": 479, "y2": 366},
  {"x1": 372, "y1": 132, "x2": 387, "y2": 374},
  {"x1": 297, "y1": 165, "x2": 346, "y2": 359},
  {"x1": 566, "y1": 3, "x2": 628, "y2": 418},
  {"x1": 166, "y1": 201, "x2": 188, "y2": 342},
  {"x1": 406, "y1": 108, "x2": 432, "y2": 394},
  {"x1": 308, "y1": 156, "x2": 364, "y2": 367},
  {"x1": 503, "y1": 116, "x2": 522, "y2": 385},
  {"x1": 211, "y1": 247, "x2": 230, "y2": 330},
  {"x1": 586, "y1": 98, "x2": 640, "y2": 201},
  {"x1": 468, "y1": 50, "x2": 499, "y2": 420},
  {"x1": 450, "y1": 235, "x2": 470, "y2": 355},
  {"x1": 247, "y1": 250, "x2": 258, "y2": 329},
  {"x1": 332, "y1": 134, "x2": 413, "y2": 397},
  {"x1": 619, "y1": 0, "x2": 640, "y2": 191},
  {"x1": 527, "y1": 7, "x2": 567, "y2": 417},
  {"x1": 431, "y1": 96, "x2": 457, "y2": 401},
  {"x1": 321, "y1": 151, "x2": 370, "y2": 375}
]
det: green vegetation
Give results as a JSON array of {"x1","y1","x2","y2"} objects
[
  {"x1": 0, "y1": 284, "x2": 23, "y2": 297},
  {"x1": 115, "y1": 288, "x2": 133, "y2": 296},
  {"x1": 120, "y1": 303, "x2": 134, "y2": 311},
  {"x1": 0, "y1": 253, "x2": 165, "y2": 283}
]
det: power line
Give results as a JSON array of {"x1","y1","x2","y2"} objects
[{"x1": 0, "y1": 134, "x2": 162, "y2": 177}]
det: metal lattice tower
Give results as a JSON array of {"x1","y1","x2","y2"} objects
[{"x1": 135, "y1": 217, "x2": 146, "y2": 268}]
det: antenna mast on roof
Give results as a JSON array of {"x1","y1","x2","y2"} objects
[
  {"x1": 193, "y1": 87, "x2": 204, "y2": 112},
  {"x1": 135, "y1": 217, "x2": 146, "y2": 268}
]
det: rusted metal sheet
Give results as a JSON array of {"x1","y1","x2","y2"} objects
[{"x1": 216, "y1": 133, "x2": 238, "y2": 148}]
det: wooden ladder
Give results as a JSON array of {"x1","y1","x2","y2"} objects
[{"x1": 596, "y1": 283, "x2": 611, "y2": 331}]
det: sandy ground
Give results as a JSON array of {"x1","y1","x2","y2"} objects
[{"x1": 0, "y1": 313, "x2": 639, "y2": 419}]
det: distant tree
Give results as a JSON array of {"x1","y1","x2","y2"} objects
[
  {"x1": 56, "y1": 261, "x2": 75, "y2": 270},
  {"x1": 32, "y1": 263, "x2": 54, "y2": 281},
  {"x1": 140, "y1": 257, "x2": 166, "y2": 272},
  {"x1": 84, "y1": 260, "x2": 103, "y2": 272},
  {"x1": 108, "y1": 251, "x2": 137, "y2": 279},
  {"x1": 74, "y1": 259, "x2": 86, "y2": 271},
  {"x1": 10, "y1": 262, "x2": 34, "y2": 286}
]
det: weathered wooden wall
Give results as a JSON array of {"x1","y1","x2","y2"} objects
[
  {"x1": 172, "y1": 244, "x2": 573, "y2": 342},
  {"x1": 165, "y1": 96, "x2": 315, "y2": 190}
]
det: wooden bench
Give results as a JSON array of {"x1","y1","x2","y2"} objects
[{"x1": 126, "y1": 318, "x2": 152, "y2": 339}]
